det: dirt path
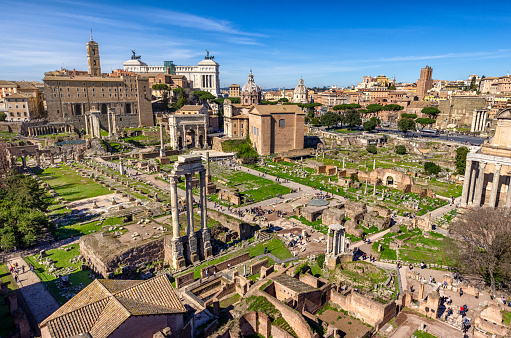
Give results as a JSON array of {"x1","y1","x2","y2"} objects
[{"x1": 6, "y1": 255, "x2": 61, "y2": 323}]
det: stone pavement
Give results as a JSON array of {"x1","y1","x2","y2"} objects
[
  {"x1": 389, "y1": 310, "x2": 468, "y2": 338},
  {"x1": 6, "y1": 255, "x2": 61, "y2": 324}
]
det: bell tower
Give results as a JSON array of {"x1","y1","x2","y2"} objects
[{"x1": 86, "y1": 30, "x2": 101, "y2": 76}]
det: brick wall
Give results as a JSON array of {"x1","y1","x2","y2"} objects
[
  {"x1": 200, "y1": 252, "x2": 250, "y2": 278},
  {"x1": 251, "y1": 258, "x2": 269, "y2": 275},
  {"x1": 207, "y1": 209, "x2": 255, "y2": 239},
  {"x1": 175, "y1": 271, "x2": 194, "y2": 288},
  {"x1": 257, "y1": 290, "x2": 315, "y2": 338},
  {"x1": 260, "y1": 265, "x2": 274, "y2": 279}
]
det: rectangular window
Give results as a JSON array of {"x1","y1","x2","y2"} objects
[
  {"x1": 279, "y1": 119, "x2": 285, "y2": 128},
  {"x1": 15, "y1": 104, "x2": 18, "y2": 108},
  {"x1": 22, "y1": 104, "x2": 25, "y2": 108}
]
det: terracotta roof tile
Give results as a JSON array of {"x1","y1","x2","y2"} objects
[{"x1": 40, "y1": 275, "x2": 185, "y2": 338}]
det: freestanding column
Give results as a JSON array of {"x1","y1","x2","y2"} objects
[
  {"x1": 340, "y1": 228, "x2": 345, "y2": 253},
  {"x1": 481, "y1": 112, "x2": 488, "y2": 132},
  {"x1": 468, "y1": 161, "x2": 478, "y2": 204},
  {"x1": 107, "y1": 112, "x2": 112, "y2": 137},
  {"x1": 489, "y1": 164, "x2": 502, "y2": 208},
  {"x1": 506, "y1": 176, "x2": 511, "y2": 208},
  {"x1": 461, "y1": 159, "x2": 473, "y2": 206},
  {"x1": 160, "y1": 123, "x2": 165, "y2": 157},
  {"x1": 473, "y1": 162, "x2": 487, "y2": 206},
  {"x1": 199, "y1": 170, "x2": 207, "y2": 230},
  {"x1": 326, "y1": 228, "x2": 331, "y2": 253},
  {"x1": 332, "y1": 231, "x2": 338, "y2": 255},
  {"x1": 170, "y1": 176, "x2": 180, "y2": 239},
  {"x1": 185, "y1": 173, "x2": 194, "y2": 234}
]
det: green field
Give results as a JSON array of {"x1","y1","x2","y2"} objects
[
  {"x1": 24, "y1": 244, "x2": 94, "y2": 304},
  {"x1": 39, "y1": 165, "x2": 111, "y2": 201}
]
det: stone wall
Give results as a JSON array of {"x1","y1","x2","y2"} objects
[
  {"x1": 80, "y1": 233, "x2": 164, "y2": 277},
  {"x1": 322, "y1": 208, "x2": 345, "y2": 226},
  {"x1": 251, "y1": 258, "x2": 269, "y2": 275},
  {"x1": 207, "y1": 209, "x2": 255, "y2": 239},
  {"x1": 0, "y1": 122, "x2": 22, "y2": 133},
  {"x1": 175, "y1": 271, "x2": 195, "y2": 289},
  {"x1": 300, "y1": 206, "x2": 323, "y2": 222},
  {"x1": 257, "y1": 290, "x2": 315, "y2": 338},
  {"x1": 330, "y1": 289, "x2": 397, "y2": 329},
  {"x1": 200, "y1": 252, "x2": 250, "y2": 278}
]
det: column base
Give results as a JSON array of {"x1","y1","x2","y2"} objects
[
  {"x1": 190, "y1": 251, "x2": 200, "y2": 263},
  {"x1": 172, "y1": 238, "x2": 185, "y2": 269},
  {"x1": 160, "y1": 148, "x2": 166, "y2": 157},
  {"x1": 325, "y1": 254, "x2": 338, "y2": 270},
  {"x1": 172, "y1": 256, "x2": 186, "y2": 270}
]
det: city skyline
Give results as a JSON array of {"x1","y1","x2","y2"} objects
[{"x1": 1, "y1": 0, "x2": 511, "y2": 87}]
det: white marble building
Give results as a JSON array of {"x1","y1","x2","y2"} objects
[{"x1": 122, "y1": 52, "x2": 220, "y2": 96}]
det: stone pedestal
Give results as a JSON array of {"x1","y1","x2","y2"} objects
[
  {"x1": 202, "y1": 229, "x2": 213, "y2": 258},
  {"x1": 172, "y1": 238, "x2": 186, "y2": 269},
  {"x1": 188, "y1": 234, "x2": 199, "y2": 263}
]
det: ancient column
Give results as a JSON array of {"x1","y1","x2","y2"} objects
[
  {"x1": 200, "y1": 170, "x2": 207, "y2": 230},
  {"x1": 340, "y1": 228, "x2": 345, "y2": 253},
  {"x1": 107, "y1": 111, "x2": 112, "y2": 137},
  {"x1": 364, "y1": 180, "x2": 368, "y2": 195},
  {"x1": 182, "y1": 125, "x2": 187, "y2": 149},
  {"x1": 160, "y1": 123, "x2": 165, "y2": 157},
  {"x1": 343, "y1": 157, "x2": 345, "y2": 169},
  {"x1": 468, "y1": 161, "x2": 478, "y2": 204},
  {"x1": 332, "y1": 230, "x2": 338, "y2": 255},
  {"x1": 473, "y1": 162, "x2": 487, "y2": 206},
  {"x1": 480, "y1": 112, "x2": 486, "y2": 131},
  {"x1": 481, "y1": 111, "x2": 488, "y2": 132},
  {"x1": 470, "y1": 111, "x2": 477, "y2": 132},
  {"x1": 489, "y1": 164, "x2": 502, "y2": 208},
  {"x1": 373, "y1": 158, "x2": 376, "y2": 170},
  {"x1": 170, "y1": 176, "x2": 180, "y2": 239},
  {"x1": 185, "y1": 173, "x2": 194, "y2": 234},
  {"x1": 205, "y1": 151, "x2": 211, "y2": 177},
  {"x1": 506, "y1": 176, "x2": 511, "y2": 208},
  {"x1": 461, "y1": 159, "x2": 473, "y2": 206},
  {"x1": 84, "y1": 116, "x2": 89, "y2": 136},
  {"x1": 326, "y1": 228, "x2": 331, "y2": 253},
  {"x1": 373, "y1": 180, "x2": 377, "y2": 195}
]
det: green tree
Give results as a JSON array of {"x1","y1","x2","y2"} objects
[
  {"x1": 152, "y1": 84, "x2": 169, "y2": 91},
  {"x1": 415, "y1": 117, "x2": 436, "y2": 133},
  {"x1": 366, "y1": 145, "x2": 377, "y2": 154},
  {"x1": 424, "y1": 161, "x2": 441, "y2": 175},
  {"x1": 397, "y1": 118, "x2": 416, "y2": 135},
  {"x1": 278, "y1": 98, "x2": 289, "y2": 103},
  {"x1": 311, "y1": 117, "x2": 320, "y2": 125},
  {"x1": 401, "y1": 113, "x2": 417, "y2": 119},
  {"x1": 395, "y1": 145, "x2": 406, "y2": 155},
  {"x1": 366, "y1": 104, "x2": 383, "y2": 113},
  {"x1": 455, "y1": 146, "x2": 469, "y2": 175},
  {"x1": 470, "y1": 76, "x2": 478, "y2": 91},
  {"x1": 384, "y1": 104, "x2": 404, "y2": 111},
  {"x1": 342, "y1": 110, "x2": 362, "y2": 129},
  {"x1": 0, "y1": 171, "x2": 52, "y2": 249},
  {"x1": 307, "y1": 110, "x2": 315, "y2": 120},
  {"x1": 421, "y1": 107, "x2": 441, "y2": 119},
  {"x1": 229, "y1": 97, "x2": 241, "y2": 104},
  {"x1": 389, "y1": 84, "x2": 396, "y2": 90},
  {"x1": 363, "y1": 119, "x2": 377, "y2": 132},
  {"x1": 0, "y1": 112, "x2": 6, "y2": 121},
  {"x1": 176, "y1": 95, "x2": 187, "y2": 109},
  {"x1": 320, "y1": 112, "x2": 340, "y2": 128}
]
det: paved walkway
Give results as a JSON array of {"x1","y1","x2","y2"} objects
[
  {"x1": 6, "y1": 255, "x2": 61, "y2": 324},
  {"x1": 390, "y1": 311, "x2": 468, "y2": 338}
]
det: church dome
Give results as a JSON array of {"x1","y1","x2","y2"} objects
[
  {"x1": 294, "y1": 78, "x2": 307, "y2": 95},
  {"x1": 242, "y1": 71, "x2": 262, "y2": 94}
]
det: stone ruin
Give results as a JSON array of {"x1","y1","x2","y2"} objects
[
  {"x1": 218, "y1": 188, "x2": 242, "y2": 206},
  {"x1": 325, "y1": 224, "x2": 352, "y2": 269}
]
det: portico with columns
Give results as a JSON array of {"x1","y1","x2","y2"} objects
[
  {"x1": 470, "y1": 109, "x2": 489, "y2": 133},
  {"x1": 166, "y1": 154, "x2": 212, "y2": 270},
  {"x1": 325, "y1": 224, "x2": 352, "y2": 269},
  {"x1": 461, "y1": 108, "x2": 511, "y2": 208}
]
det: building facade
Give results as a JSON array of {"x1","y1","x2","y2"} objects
[
  {"x1": 43, "y1": 37, "x2": 153, "y2": 130},
  {"x1": 4, "y1": 93, "x2": 39, "y2": 122},
  {"x1": 293, "y1": 78, "x2": 309, "y2": 104},
  {"x1": 240, "y1": 71, "x2": 262, "y2": 106},
  {"x1": 229, "y1": 84, "x2": 240, "y2": 97},
  {"x1": 461, "y1": 108, "x2": 511, "y2": 208},
  {"x1": 122, "y1": 53, "x2": 220, "y2": 96}
]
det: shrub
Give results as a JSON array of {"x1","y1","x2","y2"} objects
[
  {"x1": 316, "y1": 254, "x2": 325, "y2": 268},
  {"x1": 424, "y1": 161, "x2": 441, "y2": 175},
  {"x1": 395, "y1": 145, "x2": 407, "y2": 155},
  {"x1": 366, "y1": 145, "x2": 377, "y2": 154}
]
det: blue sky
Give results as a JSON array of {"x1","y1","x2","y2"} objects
[{"x1": 1, "y1": 0, "x2": 511, "y2": 88}]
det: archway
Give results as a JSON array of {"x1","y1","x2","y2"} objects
[
  {"x1": 125, "y1": 103, "x2": 131, "y2": 114},
  {"x1": 101, "y1": 104, "x2": 108, "y2": 115},
  {"x1": 387, "y1": 176, "x2": 394, "y2": 186},
  {"x1": 186, "y1": 129, "x2": 196, "y2": 148},
  {"x1": 198, "y1": 134, "x2": 204, "y2": 148},
  {"x1": 74, "y1": 104, "x2": 82, "y2": 115}
]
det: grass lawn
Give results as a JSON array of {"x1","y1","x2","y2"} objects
[
  {"x1": 219, "y1": 293, "x2": 240, "y2": 308},
  {"x1": 248, "y1": 237, "x2": 292, "y2": 260},
  {"x1": 55, "y1": 216, "x2": 125, "y2": 239},
  {"x1": 0, "y1": 264, "x2": 18, "y2": 338},
  {"x1": 24, "y1": 244, "x2": 94, "y2": 304},
  {"x1": 372, "y1": 242, "x2": 397, "y2": 260},
  {"x1": 413, "y1": 330, "x2": 438, "y2": 338},
  {"x1": 502, "y1": 311, "x2": 511, "y2": 325},
  {"x1": 39, "y1": 165, "x2": 111, "y2": 202}
]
